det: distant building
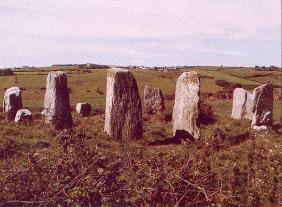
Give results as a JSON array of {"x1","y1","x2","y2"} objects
[{"x1": 83, "y1": 64, "x2": 110, "y2": 69}]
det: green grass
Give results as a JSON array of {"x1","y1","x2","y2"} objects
[
  {"x1": 184, "y1": 67, "x2": 261, "y2": 85},
  {"x1": 1, "y1": 66, "x2": 280, "y2": 119}
]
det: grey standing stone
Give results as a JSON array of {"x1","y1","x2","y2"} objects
[
  {"x1": 251, "y1": 83, "x2": 273, "y2": 127},
  {"x1": 104, "y1": 68, "x2": 143, "y2": 141},
  {"x1": 15, "y1": 109, "x2": 33, "y2": 123},
  {"x1": 3, "y1": 87, "x2": 23, "y2": 120},
  {"x1": 42, "y1": 71, "x2": 73, "y2": 129},
  {"x1": 76, "y1": 103, "x2": 91, "y2": 116},
  {"x1": 245, "y1": 91, "x2": 254, "y2": 120},
  {"x1": 172, "y1": 71, "x2": 200, "y2": 140},
  {"x1": 231, "y1": 88, "x2": 253, "y2": 120},
  {"x1": 144, "y1": 85, "x2": 165, "y2": 114}
]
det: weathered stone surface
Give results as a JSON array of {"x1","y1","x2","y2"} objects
[
  {"x1": 172, "y1": 71, "x2": 200, "y2": 140},
  {"x1": 15, "y1": 109, "x2": 33, "y2": 123},
  {"x1": 251, "y1": 83, "x2": 273, "y2": 127},
  {"x1": 231, "y1": 88, "x2": 253, "y2": 120},
  {"x1": 76, "y1": 103, "x2": 91, "y2": 116},
  {"x1": 144, "y1": 85, "x2": 165, "y2": 114},
  {"x1": 42, "y1": 71, "x2": 73, "y2": 129},
  {"x1": 3, "y1": 87, "x2": 23, "y2": 120},
  {"x1": 104, "y1": 68, "x2": 143, "y2": 140},
  {"x1": 245, "y1": 91, "x2": 254, "y2": 120},
  {"x1": 252, "y1": 125, "x2": 270, "y2": 132}
]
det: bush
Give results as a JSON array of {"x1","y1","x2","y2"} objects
[
  {"x1": 0, "y1": 69, "x2": 14, "y2": 76},
  {"x1": 0, "y1": 127, "x2": 281, "y2": 206},
  {"x1": 0, "y1": 138, "x2": 19, "y2": 159}
]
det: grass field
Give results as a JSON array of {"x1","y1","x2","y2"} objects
[
  {"x1": 0, "y1": 67, "x2": 281, "y2": 106},
  {"x1": 0, "y1": 66, "x2": 281, "y2": 206}
]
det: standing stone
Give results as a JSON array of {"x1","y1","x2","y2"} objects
[
  {"x1": 231, "y1": 88, "x2": 253, "y2": 120},
  {"x1": 144, "y1": 85, "x2": 165, "y2": 114},
  {"x1": 15, "y1": 109, "x2": 33, "y2": 123},
  {"x1": 104, "y1": 68, "x2": 143, "y2": 140},
  {"x1": 3, "y1": 87, "x2": 23, "y2": 120},
  {"x1": 172, "y1": 71, "x2": 200, "y2": 140},
  {"x1": 76, "y1": 103, "x2": 91, "y2": 116},
  {"x1": 251, "y1": 83, "x2": 273, "y2": 127},
  {"x1": 42, "y1": 71, "x2": 73, "y2": 129}
]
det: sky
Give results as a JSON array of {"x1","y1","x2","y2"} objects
[{"x1": 0, "y1": 0, "x2": 281, "y2": 67}]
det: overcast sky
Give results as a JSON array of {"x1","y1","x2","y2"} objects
[{"x1": 0, "y1": 0, "x2": 281, "y2": 67}]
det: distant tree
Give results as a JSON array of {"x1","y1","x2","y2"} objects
[{"x1": 0, "y1": 69, "x2": 14, "y2": 76}]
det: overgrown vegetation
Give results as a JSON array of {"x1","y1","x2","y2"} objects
[{"x1": 0, "y1": 118, "x2": 281, "y2": 206}]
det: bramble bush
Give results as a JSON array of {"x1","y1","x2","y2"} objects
[{"x1": 0, "y1": 125, "x2": 281, "y2": 206}]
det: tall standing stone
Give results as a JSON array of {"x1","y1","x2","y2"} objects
[
  {"x1": 231, "y1": 88, "x2": 253, "y2": 120},
  {"x1": 104, "y1": 68, "x2": 143, "y2": 141},
  {"x1": 172, "y1": 71, "x2": 200, "y2": 140},
  {"x1": 42, "y1": 71, "x2": 73, "y2": 129},
  {"x1": 251, "y1": 83, "x2": 273, "y2": 127},
  {"x1": 3, "y1": 87, "x2": 23, "y2": 120},
  {"x1": 144, "y1": 85, "x2": 165, "y2": 114}
]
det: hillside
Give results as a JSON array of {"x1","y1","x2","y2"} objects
[{"x1": 0, "y1": 66, "x2": 281, "y2": 206}]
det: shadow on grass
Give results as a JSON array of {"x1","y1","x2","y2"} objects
[
  {"x1": 149, "y1": 130, "x2": 195, "y2": 146},
  {"x1": 148, "y1": 136, "x2": 182, "y2": 145}
]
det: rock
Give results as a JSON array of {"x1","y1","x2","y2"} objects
[
  {"x1": 42, "y1": 71, "x2": 73, "y2": 129},
  {"x1": 144, "y1": 85, "x2": 165, "y2": 114},
  {"x1": 104, "y1": 68, "x2": 143, "y2": 140},
  {"x1": 252, "y1": 125, "x2": 270, "y2": 132},
  {"x1": 172, "y1": 71, "x2": 200, "y2": 140},
  {"x1": 15, "y1": 109, "x2": 33, "y2": 123},
  {"x1": 251, "y1": 83, "x2": 273, "y2": 127},
  {"x1": 231, "y1": 88, "x2": 253, "y2": 120},
  {"x1": 76, "y1": 103, "x2": 91, "y2": 116},
  {"x1": 245, "y1": 91, "x2": 254, "y2": 120},
  {"x1": 3, "y1": 87, "x2": 23, "y2": 120}
]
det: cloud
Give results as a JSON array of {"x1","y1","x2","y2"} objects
[{"x1": 0, "y1": 0, "x2": 280, "y2": 67}]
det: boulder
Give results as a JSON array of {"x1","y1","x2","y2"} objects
[
  {"x1": 15, "y1": 109, "x2": 33, "y2": 123},
  {"x1": 76, "y1": 103, "x2": 91, "y2": 116},
  {"x1": 104, "y1": 68, "x2": 143, "y2": 140},
  {"x1": 251, "y1": 83, "x2": 273, "y2": 127},
  {"x1": 172, "y1": 71, "x2": 200, "y2": 140},
  {"x1": 3, "y1": 87, "x2": 23, "y2": 120},
  {"x1": 42, "y1": 71, "x2": 73, "y2": 129},
  {"x1": 231, "y1": 88, "x2": 253, "y2": 120},
  {"x1": 252, "y1": 125, "x2": 270, "y2": 132},
  {"x1": 144, "y1": 85, "x2": 165, "y2": 114}
]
